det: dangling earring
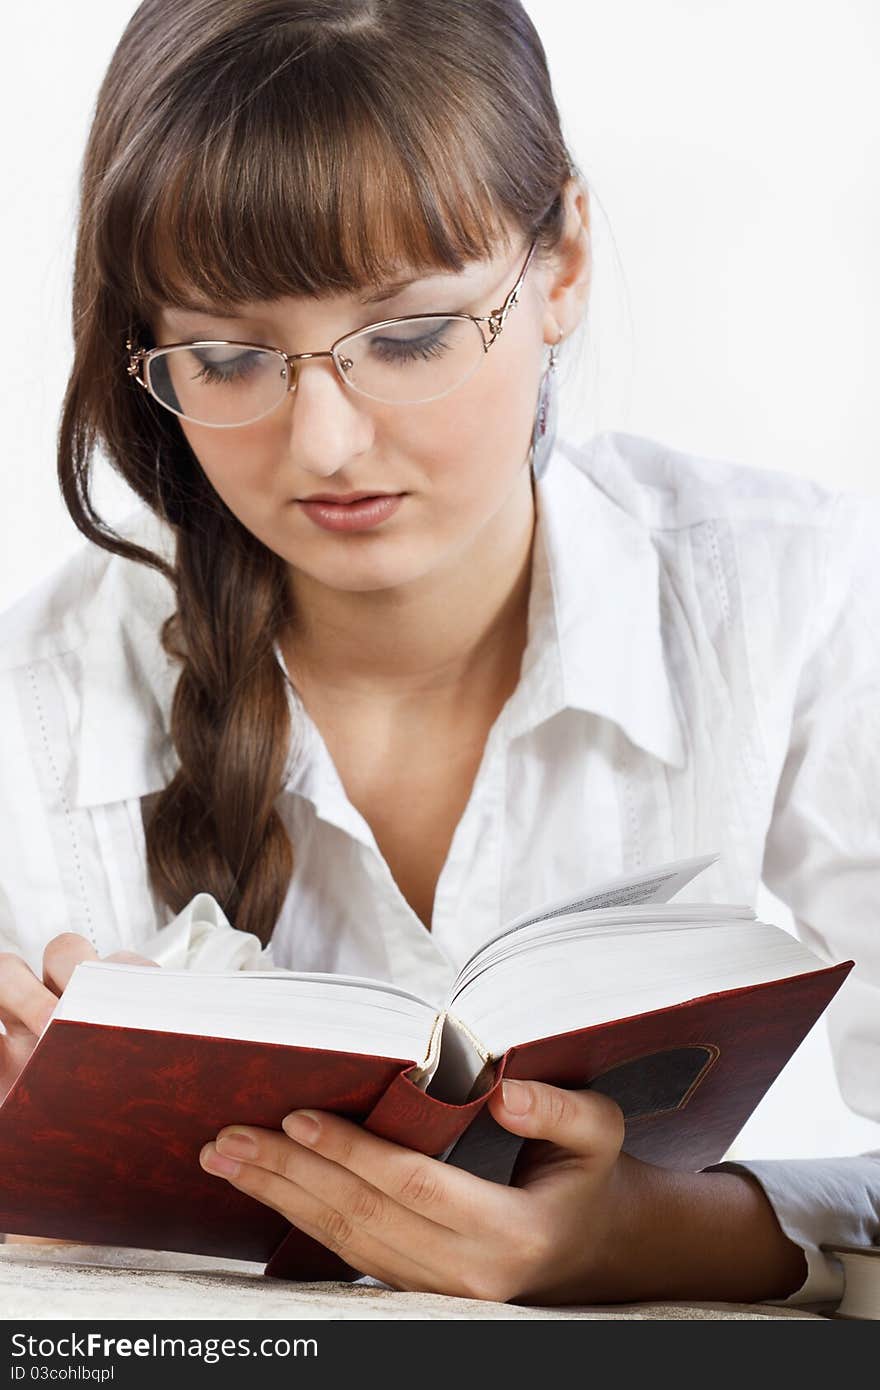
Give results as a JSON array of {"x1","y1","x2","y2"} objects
[{"x1": 528, "y1": 325, "x2": 563, "y2": 482}]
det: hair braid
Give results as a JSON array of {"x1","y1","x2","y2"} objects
[{"x1": 145, "y1": 505, "x2": 296, "y2": 944}]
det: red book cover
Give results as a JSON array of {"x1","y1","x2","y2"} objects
[
  {"x1": 0, "y1": 959, "x2": 852, "y2": 1284},
  {"x1": 0, "y1": 1024, "x2": 411, "y2": 1278}
]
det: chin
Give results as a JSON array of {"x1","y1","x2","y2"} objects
[
  {"x1": 298, "y1": 540, "x2": 439, "y2": 593},
  {"x1": 309, "y1": 561, "x2": 427, "y2": 594}
]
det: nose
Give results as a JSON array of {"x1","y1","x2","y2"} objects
[{"x1": 282, "y1": 353, "x2": 373, "y2": 476}]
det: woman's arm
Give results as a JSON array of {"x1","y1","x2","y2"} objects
[
  {"x1": 584, "y1": 1152, "x2": 808, "y2": 1304},
  {"x1": 701, "y1": 1152, "x2": 880, "y2": 1306}
]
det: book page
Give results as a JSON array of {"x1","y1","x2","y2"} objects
[
  {"x1": 500, "y1": 852, "x2": 718, "y2": 932},
  {"x1": 50, "y1": 961, "x2": 440, "y2": 1064},
  {"x1": 456, "y1": 852, "x2": 721, "y2": 981},
  {"x1": 452, "y1": 918, "x2": 840, "y2": 1058},
  {"x1": 452, "y1": 902, "x2": 756, "y2": 999}
]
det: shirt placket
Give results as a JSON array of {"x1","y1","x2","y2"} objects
[{"x1": 426, "y1": 714, "x2": 507, "y2": 974}]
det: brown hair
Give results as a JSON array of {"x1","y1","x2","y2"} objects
[{"x1": 58, "y1": 0, "x2": 583, "y2": 946}]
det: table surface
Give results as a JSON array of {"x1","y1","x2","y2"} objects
[{"x1": 0, "y1": 1242, "x2": 830, "y2": 1320}]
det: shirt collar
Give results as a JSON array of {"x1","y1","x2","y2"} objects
[
  {"x1": 73, "y1": 431, "x2": 685, "y2": 809},
  {"x1": 502, "y1": 431, "x2": 686, "y2": 767}
]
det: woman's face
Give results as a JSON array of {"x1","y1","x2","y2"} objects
[{"x1": 152, "y1": 228, "x2": 553, "y2": 597}]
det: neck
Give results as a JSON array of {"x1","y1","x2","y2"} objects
[{"x1": 283, "y1": 468, "x2": 537, "y2": 713}]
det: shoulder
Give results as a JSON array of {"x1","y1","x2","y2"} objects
[
  {"x1": 557, "y1": 432, "x2": 879, "y2": 745},
  {"x1": 561, "y1": 428, "x2": 851, "y2": 533},
  {"x1": 563, "y1": 429, "x2": 878, "y2": 618},
  {"x1": 0, "y1": 503, "x2": 176, "y2": 675}
]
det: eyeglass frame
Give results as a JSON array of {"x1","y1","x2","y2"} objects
[{"x1": 124, "y1": 235, "x2": 539, "y2": 425}]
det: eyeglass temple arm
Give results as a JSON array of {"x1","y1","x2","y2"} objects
[
  {"x1": 125, "y1": 334, "x2": 149, "y2": 384},
  {"x1": 480, "y1": 238, "x2": 539, "y2": 345}
]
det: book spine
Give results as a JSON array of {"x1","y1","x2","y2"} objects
[{"x1": 362, "y1": 1058, "x2": 509, "y2": 1148}]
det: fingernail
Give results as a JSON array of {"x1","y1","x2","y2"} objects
[
  {"x1": 502, "y1": 1079, "x2": 532, "y2": 1115},
  {"x1": 200, "y1": 1143, "x2": 240, "y2": 1178},
  {"x1": 283, "y1": 1111, "x2": 321, "y2": 1145},
  {"x1": 216, "y1": 1130, "x2": 257, "y2": 1158}
]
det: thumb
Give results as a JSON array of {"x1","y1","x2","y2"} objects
[{"x1": 488, "y1": 1078, "x2": 626, "y2": 1159}]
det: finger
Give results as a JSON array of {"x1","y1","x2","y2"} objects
[
  {"x1": 103, "y1": 951, "x2": 161, "y2": 968},
  {"x1": 0, "y1": 952, "x2": 59, "y2": 1038},
  {"x1": 281, "y1": 1110, "x2": 526, "y2": 1235},
  {"x1": 212, "y1": 1125, "x2": 466, "y2": 1244},
  {"x1": 237, "y1": 1167, "x2": 452, "y2": 1295},
  {"x1": 42, "y1": 933, "x2": 99, "y2": 994},
  {"x1": 200, "y1": 1139, "x2": 455, "y2": 1293},
  {"x1": 487, "y1": 1079, "x2": 626, "y2": 1160}
]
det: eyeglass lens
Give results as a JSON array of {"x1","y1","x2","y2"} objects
[{"x1": 146, "y1": 315, "x2": 487, "y2": 425}]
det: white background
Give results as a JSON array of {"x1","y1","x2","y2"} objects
[{"x1": 1, "y1": 1, "x2": 878, "y2": 1160}]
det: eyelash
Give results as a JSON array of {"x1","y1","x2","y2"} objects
[
  {"x1": 370, "y1": 325, "x2": 454, "y2": 364},
  {"x1": 193, "y1": 356, "x2": 258, "y2": 385}
]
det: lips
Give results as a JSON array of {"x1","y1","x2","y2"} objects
[
  {"x1": 296, "y1": 493, "x2": 406, "y2": 532},
  {"x1": 298, "y1": 491, "x2": 398, "y2": 504}
]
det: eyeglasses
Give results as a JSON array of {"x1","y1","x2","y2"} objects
[{"x1": 125, "y1": 237, "x2": 538, "y2": 428}]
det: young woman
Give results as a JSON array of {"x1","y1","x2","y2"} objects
[{"x1": 0, "y1": 0, "x2": 877, "y2": 1308}]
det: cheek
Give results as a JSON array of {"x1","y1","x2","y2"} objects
[
  {"x1": 400, "y1": 322, "x2": 543, "y2": 491},
  {"x1": 180, "y1": 421, "x2": 276, "y2": 520}
]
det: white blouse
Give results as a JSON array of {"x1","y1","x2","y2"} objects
[{"x1": 1, "y1": 428, "x2": 878, "y2": 1309}]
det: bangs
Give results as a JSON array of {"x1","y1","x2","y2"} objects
[{"x1": 100, "y1": 39, "x2": 520, "y2": 320}]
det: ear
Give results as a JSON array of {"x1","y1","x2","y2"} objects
[{"x1": 541, "y1": 177, "x2": 592, "y2": 345}]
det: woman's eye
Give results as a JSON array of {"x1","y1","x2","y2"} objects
[
  {"x1": 190, "y1": 350, "x2": 263, "y2": 384},
  {"x1": 369, "y1": 323, "x2": 454, "y2": 364}
]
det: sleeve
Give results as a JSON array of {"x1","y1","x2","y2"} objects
[
  {"x1": 0, "y1": 883, "x2": 21, "y2": 957},
  {"x1": 703, "y1": 489, "x2": 880, "y2": 1309},
  {"x1": 0, "y1": 664, "x2": 68, "y2": 967},
  {"x1": 146, "y1": 891, "x2": 277, "y2": 972}
]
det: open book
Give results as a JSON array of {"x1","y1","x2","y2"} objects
[{"x1": 0, "y1": 852, "x2": 852, "y2": 1282}]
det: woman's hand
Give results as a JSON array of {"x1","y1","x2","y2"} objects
[
  {"x1": 0, "y1": 934, "x2": 158, "y2": 1104},
  {"x1": 199, "y1": 1078, "x2": 636, "y2": 1304}
]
